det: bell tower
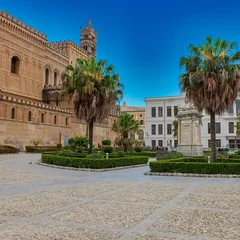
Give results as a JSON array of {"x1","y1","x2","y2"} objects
[{"x1": 80, "y1": 19, "x2": 97, "y2": 57}]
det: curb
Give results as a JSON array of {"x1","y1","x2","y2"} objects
[
  {"x1": 36, "y1": 161, "x2": 147, "y2": 172},
  {"x1": 144, "y1": 172, "x2": 240, "y2": 178}
]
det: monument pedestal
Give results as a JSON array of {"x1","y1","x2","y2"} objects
[{"x1": 176, "y1": 103, "x2": 203, "y2": 157}]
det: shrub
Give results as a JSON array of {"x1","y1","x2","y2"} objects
[
  {"x1": 102, "y1": 139, "x2": 111, "y2": 145},
  {"x1": 56, "y1": 144, "x2": 62, "y2": 149},
  {"x1": 126, "y1": 151, "x2": 156, "y2": 158},
  {"x1": 149, "y1": 158, "x2": 240, "y2": 174},
  {"x1": 103, "y1": 146, "x2": 113, "y2": 153},
  {"x1": 41, "y1": 154, "x2": 148, "y2": 169},
  {"x1": 157, "y1": 152, "x2": 183, "y2": 160},
  {"x1": 143, "y1": 146, "x2": 152, "y2": 151},
  {"x1": 0, "y1": 145, "x2": 20, "y2": 154},
  {"x1": 57, "y1": 150, "x2": 87, "y2": 158},
  {"x1": 109, "y1": 152, "x2": 125, "y2": 158},
  {"x1": 30, "y1": 139, "x2": 41, "y2": 147},
  {"x1": 26, "y1": 146, "x2": 58, "y2": 153},
  {"x1": 134, "y1": 146, "x2": 142, "y2": 152},
  {"x1": 86, "y1": 153, "x2": 104, "y2": 159},
  {"x1": 68, "y1": 136, "x2": 88, "y2": 153}
]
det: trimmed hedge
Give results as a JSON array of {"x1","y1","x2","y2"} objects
[
  {"x1": 126, "y1": 151, "x2": 156, "y2": 158},
  {"x1": 41, "y1": 154, "x2": 148, "y2": 169},
  {"x1": 157, "y1": 152, "x2": 183, "y2": 160},
  {"x1": 26, "y1": 146, "x2": 58, "y2": 153},
  {"x1": 150, "y1": 158, "x2": 240, "y2": 174},
  {"x1": 0, "y1": 145, "x2": 20, "y2": 154}
]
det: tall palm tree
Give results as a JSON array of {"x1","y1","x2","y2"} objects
[
  {"x1": 112, "y1": 113, "x2": 140, "y2": 152},
  {"x1": 180, "y1": 36, "x2": 240, "y2": 162},
  {"x1": 62, "y1": 57, "x2": 123, "y2": 153}
]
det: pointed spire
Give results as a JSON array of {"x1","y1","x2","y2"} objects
[{"x1": 88, "y1": 18, "x2": 92, "y2": 28}]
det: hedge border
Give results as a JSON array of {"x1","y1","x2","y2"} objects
[
  {"x1": 149, "y1": 160, "x2": 240, "y2": 175},
  {"x1": 37, "y1": 160, "x2": 147, "y2": 172},
  {"x1": 41, "y1": 154, "x2": 148, "y2": 170}
]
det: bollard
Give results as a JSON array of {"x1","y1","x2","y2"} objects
[
  {"x1": 106, "y1": 153, "x2": 109, "y2": 159},
  {"x1": 208, "y1": 156, "x2": 210, "y2": 163}
]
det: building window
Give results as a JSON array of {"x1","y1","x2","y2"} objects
[
  {"x1": 158, "y1": 107, "x2": 163, "y2": 117},
  {"x1": 45, "y1": 68, "x2": 49, "y2": 85},
  {"x1": 151, "y1": 140, "x2": 156, "y2": 148},
  {"x1": 65, "y1": 117, "x2": 68, "y2": 126},
  {"x1": 174, "y1": 140, "x2": 178, "y2": 148},
  {"x1": 54, "y1": 72, "x2": 57, "y2": 86},
  {"x1": 54, "y1": 115, "x2": 57, "y2": 125},
  {"x1": 11, "y1": 56, "x2": 20, "y2": 74},
  {"x1": 167, "y1": 124, "x2": 172, "y2": 134},
  {"x1": 132, "y1": 115, "x2": 134, "y2": 117},
  {"x1": 228, "y1": 104, "x2": 233, "y2": 115},
  {"x1": 229, "y1": 122, "x2": 234, "y2": 133},
  {"x1": 236, "y1": 100, "x2": 240, "y2": 116},
  {"x1": 158, "y1": 140, "x2": 163, "y2": 147},
  {"x1": 56, "y1": 100, "x2": 59, "y2": 106},
  {"x1": 167, "y1": 106, "x2": 172, "y2": 117},
  {"x1": 138, "y1": 129, "x2": 144, "y2": 140},
  {"x1": 140, "y1": 114, "x2": 142, "y2": 117},
  {"x1": 140, "y1": 120, "x2": 144, "y2": 125},
  {"x1": 28, "y1": 111, "x2": 32, "y2": 121},
  {"x1": 208, "y1": 122, "x2": 221, "y2": 134},
  {"x1": 208, "y1": 139, "x2": 221, "y2": 148},
  {"x1": 151, "y1": 124, "x2": 156, "y2": 135},
  {"x1": 11, "y1": 108, "x2": 15, "y2": 119},
  {"x1": 41, "y1": 113, "x2": 44, "y2": 123},
  {"x1": 151, "y1": 107, "x2": 156, "y2": 117},
  {"x1": 158, "y1": 124, "x2": 163, "y2": 135},
  {"x1": 174, "y1": 106, "x2": 178, "y2": 116}
]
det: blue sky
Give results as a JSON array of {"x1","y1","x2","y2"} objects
[{"x1": 2, "y1": 0, "x2": 240, "y2": 106}]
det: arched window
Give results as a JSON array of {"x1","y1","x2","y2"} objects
[
  {"x1": 41, "y1": 113, "x2": 44, "y2": 123},
  {"x1": 56, "y1": 100, "x2": 59, "y2": 106},
  {"x1": 28, "y1": 111, "x2": 32, "y2": 121},
  {"x1": 54, "y1": 115, "x2": 57, "y2": 125},
  {"x1": 11, "y1": 108, "x2": 15, "y2": 119},
  {"x1": 54, "y1": 72, "x2": 57, "y2": 86},
  {"x1": 45, "y1": 68, "x2": 49, "y2": 85},
  {"x1": 65, "y1": 117, "x2": 68, "y2": 126},
  {"x1": 11, "y1": 56, "x2": 20, "y2": 74}
]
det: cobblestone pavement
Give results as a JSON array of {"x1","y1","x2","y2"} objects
[{"x1": 0, "y1": 153, "x2": 240, "y2": 240}]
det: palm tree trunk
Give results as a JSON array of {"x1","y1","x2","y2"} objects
[
  {"x1": 123, "y1": 132, "x2": 128, "y2": 152},
  {"x1": 88, "y1": 120, "x2": 94, "y2": 154},
  {"x1": 210, "y1": 111, "x2": 216, "y2": 162}
]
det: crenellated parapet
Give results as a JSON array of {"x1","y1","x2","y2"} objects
[
  {"x1": 46, "y1": 42, "x2": 69, "y2": 59},
  {"x1": 0, "y1": 11, "x2": 47, "y2": 44},
  {"x1": 49, "y1": 40, "x2": 88, "y2": 59}
]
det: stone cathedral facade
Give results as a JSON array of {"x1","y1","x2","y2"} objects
[{"x1": 0, "y1": 11, "x2": 119, "y2": 150}]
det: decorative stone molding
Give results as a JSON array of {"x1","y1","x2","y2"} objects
[{"x1": 144, "y1": 172, "x2": 240, "y2": 178}]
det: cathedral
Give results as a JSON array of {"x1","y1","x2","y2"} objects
[{"x1": 0, "y1": 11, "x2": 119, "y2": 150}]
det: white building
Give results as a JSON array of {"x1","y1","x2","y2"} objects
[{"x1": 145, "y1": 94, "x2": 240, "y2": 150}]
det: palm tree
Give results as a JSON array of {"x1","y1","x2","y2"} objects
[
  {"x1": 180, "y1": 36, "x2": 240, "y2": 162},
  {"x1": 62, "y1": 57, "x2": 123, "y2": 153},
  {"x1": 112, "y1": 113, "x2": 140, "y2": 152},
  {"x1": 172, "y1": 120, "x2": 178, "y2": 138}
]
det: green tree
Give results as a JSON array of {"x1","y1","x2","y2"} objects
[
  {"x1": 180, "y1": 36, "x2": 240, "y2": 162},
  {"x1": 62, "y1": 57, "x2": 123, "y2": 154},
  {"x1": 112, "y1": 113, "x2": 140, "y2": 152},
  {"x1": 172, "y1": 120, "x2": 178, "y2": 138}
]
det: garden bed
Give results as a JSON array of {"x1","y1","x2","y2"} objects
[
  {"x1": 41, "y1": 153, "x2": 148, "y2": 169},
  {"x1": 0, "y1": 145, "x2": 20, "y2": 154},
  {"x1": 26, "y1": 146, "x2": 59, "y2": 153},
  {"x1": 149, "y1": 158, "x2": 240, "y2": 175}
]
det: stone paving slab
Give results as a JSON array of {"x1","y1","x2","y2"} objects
[
  {"x1": 0, "y1": 191, "x2": 79, "y2": 217},
  {"x1": 149, "y1": 208, "x2": 240, "y2": 239},
  {"x1": 0, "y1": 223, "x2": 123, "y2": 240},
  {"x1": 49, "y1": 201, "x2": 158, "y2": 228},
  {"x1": 179, "y1": 193, "x2": 240, "y2": 210},
  {"x1": 0, "y1": 168, "x2": 47, "y2": 182}
]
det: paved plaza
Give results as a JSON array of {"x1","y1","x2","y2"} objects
[{"x1": 0, "y1": 154, "x2": 240, "y2": 239}]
